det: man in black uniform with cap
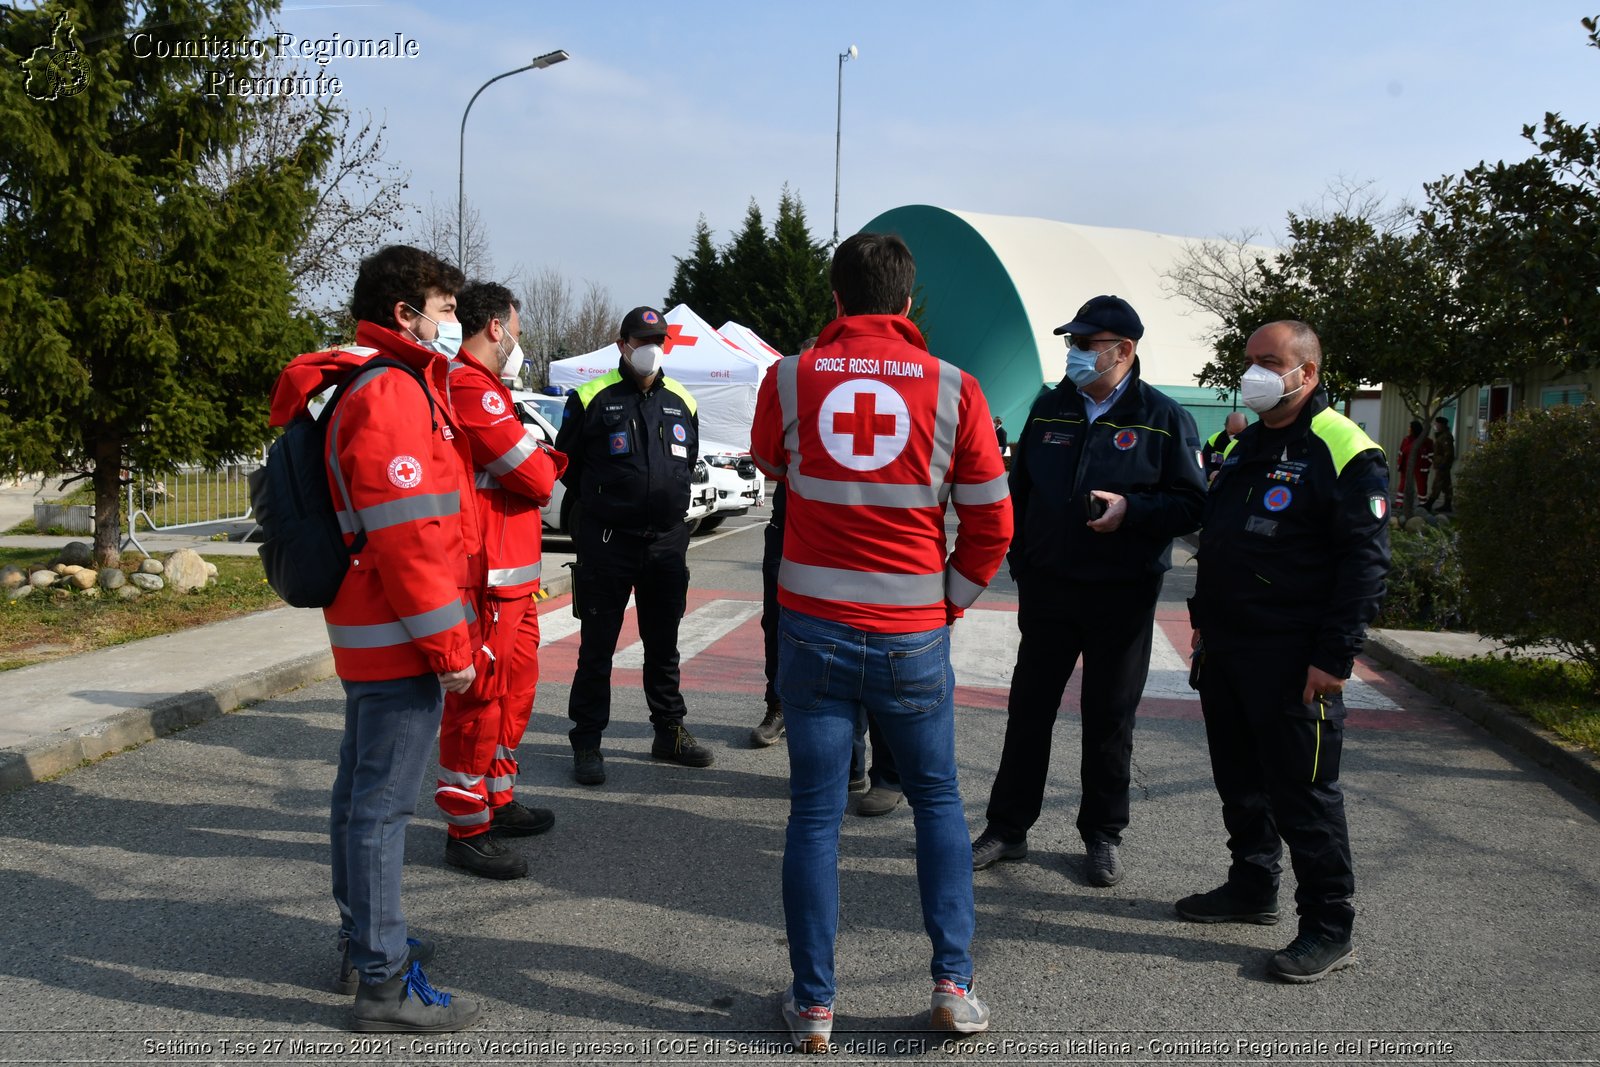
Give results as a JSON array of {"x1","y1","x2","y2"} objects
[
  {"x1": 972, "y1": 295, "x2": 1205, "y2": 886},
  {"x1": 556, "y1": 306, "x2": 713, "y2": 785},
  {"x1": 1179, "y1": 319, "x2": 1389, "y2": 983}
]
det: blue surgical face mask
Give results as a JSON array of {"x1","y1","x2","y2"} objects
[
  {"x1": 1066, "y1": 342, "x2": 1118, "y2": 388},
  {"x1": 404, "y1": 304, "x2": 462, "y2": 357}
]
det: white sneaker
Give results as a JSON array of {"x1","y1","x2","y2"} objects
[
  {"x1": 930, "y1": 978, "x2": 990, "y2": 1034},
  {"x1": 781, "y1": 987, "x2": 834, "y2": 1053}
]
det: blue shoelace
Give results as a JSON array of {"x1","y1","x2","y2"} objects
[{"x1": 401, "y1": 962, "x2": 451, "y2": 1006}]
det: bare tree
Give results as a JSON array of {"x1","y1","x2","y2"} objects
[
  {"x1": 568, "y1": 279, "x2": 622, "y2": 356},
  {"x1": 1162, "y1": 228, "x2": 1270, "y2": 328},
  {"x1": 1298, "y1": 174, "x2": 1416, "y2": 236},
  {"x1": 197, "y1": 49, "x2": 412, "y2": 322},
  {"x1": 410, "y1": 194, "x2": 492, "y2": 278},
  {"x1": 514, "y1": 269, "x2": 623, "y2": 388}
]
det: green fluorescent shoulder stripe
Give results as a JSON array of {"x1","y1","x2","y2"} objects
[
  {"x1": 1208, "y1": 428, "x2": 1226, "y2": 446},
  {"x1": 1311, "y1": 408, "x2": 1383, "y2": 476},
  {"x1": 574, "y1": 369, "x2": 624, "y2": 408},
  {"x1": 662, "y1": 375, "x2": 697, "y2": 415},
  {"x1": 1222, "y1": 437, "x2": 1239, "y2": 459},
  {"x1": 1099, "y1": 421, "x2": 1171, "y2": 437},
  {"x1": 1031, "y1": 416, "x2": 1084, "y2": 425}
]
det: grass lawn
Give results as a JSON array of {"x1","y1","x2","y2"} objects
[
  {"x1": 1425, "y1": 653, "x2": 1600, "y2": 756},
  {"x1": 0, "y1": 547, "x2": 283, "y2": 671}
]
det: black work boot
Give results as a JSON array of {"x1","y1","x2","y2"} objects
[
  {"x1": 444, "y1": 831, "x2": 529, "y2": 880},
  {"x1": 490, "y1": 800, "x2": 554, "y2": 837},
  {"x1": 1268, "y1": 932, "x2": 1356, "y2": 983},
  {"x1": 350, "y1": 962, "x2": 480, "y2": 1033},
  {"x1": 572, "y1": 747, "x2": 606, "y2": 785},
  {"x1": 1175, "y1": 883, "x2": 1280, "y2": 925},
  {"x1": 652, "y1": 723, "x2": 714, "y2": 767},
  {"x1": 751, "y1": 705, "x2": 785, "y2": 747}
]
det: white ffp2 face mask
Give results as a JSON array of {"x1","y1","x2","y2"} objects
[
  {"x1": 627, "y1": 342, "x2": 664, "y2": 377},
  {"x1": 1239, "y1": 362, "x2": 1306, "y2": 414},
  {"x1": 500, "y1": 339, "x2": 525, "y2": 384}
]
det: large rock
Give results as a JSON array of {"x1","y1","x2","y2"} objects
[
  {"x1": 203, "y1": 562, "x2": 218, "y2": 579},
  {"x1": 57, "y1": 541, "x2": 93, "y2": 567},
  {"x1": 61, "y1": 564, "x2": 82, "y2": 576},
  {"x1": 138, "y1": 558, "x2": 164, "y2": 575},
  {"x1": 130, "y1": 572, "x2": 165, "y2": 592},
  {"x1": 98, "y1": 568, "x2": 126, "y2": 590},
  {"x1": 28, "y1": 570, "x2": 55, "y2": 589},
  {"x1": 79, "y1": 585, "x2": 100, "y2": 599},
  {"x1": 69, "y1": 569, "x2": 97, "y2": 590},
  {"x1": 7, "y1": 585, "x2": 33, "y2": 602},
  {"x1": 116, "y1": 584, "x2": 142, "y2": 600},
  {"x1": 1404, "y1": 515, "x2": 1428, "y2": 533},
  {"x1": 163, "y1": 549, "x2": 209, "y2": 594},
  {"x1": 0, "y1": 565, "x2": 24, "y2": 590}
]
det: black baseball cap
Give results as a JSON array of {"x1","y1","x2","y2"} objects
[
  {"x1": 619, "y1": 306, "x2": 669, "y2": 341},
  {"x1": 1053, "y1": 294, "x2": 1144, "y2": 341}
]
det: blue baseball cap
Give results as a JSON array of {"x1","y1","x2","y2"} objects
[{"x1": 1053, "y1": 294, "x2": 1144, "y2": 341}]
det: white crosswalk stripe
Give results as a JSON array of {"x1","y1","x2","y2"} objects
[{"x1": 543, "y1": 598, "x2": 1398, "y2": 710}]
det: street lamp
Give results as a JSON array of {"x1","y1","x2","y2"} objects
[
  {"x1": 833, "y1": 43, "x2": 857, "y2": 246},
  {"x1": 458, "y1": 49, "x2": 569, "y2": 269}
]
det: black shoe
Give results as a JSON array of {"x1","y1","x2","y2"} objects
[
  {"x1": 971, "y1": 829, "x2": 1027, "y2": 871},
  {"x1": 751, "y1": 706, "x2": 785, "y2": 747},
  {"x1": 334, "y1": 936, "x2": 433, "y2": 996},
  {"x1": 1085, "y1": 840, "x2": 1123, "y2": 887},
  {"x1": 351, "y1": 962, "x2": 480, "y2": 1033},
  {"x1": 490, "y1": 800, "x2": 554, "y2": 837},
  {"x1": 847, "y1": 773, "x2": 869, "y2": 794},
  {"x1": 444, "y1": 832, "x2": 529, "y2": 880},
  {"x1": 1175, "y1": 883, "x2": 1280, "y2": 925},
  {"x1": 573, "y1": 747, "x2": 606, "y2": 785},
  {"x1": 855, "y1": 785, "x2": 903, "y2": 817},
  {"x1": 1268, "y1": 932, "x2": 1356, "y2": 983},
  {"x1": 652, "y1": 723, "x2": 715, "y2": 767}
]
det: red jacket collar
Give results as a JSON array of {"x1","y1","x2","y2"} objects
[
  {"x1": 815, "y1": 314, "x2": 929, "y2": 352},
  {"x1": 267, "y1": 321, "x2": 448, "y2": 426}
]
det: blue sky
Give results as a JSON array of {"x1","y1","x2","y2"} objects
[{"x1": 268, "y1": 0, "x2": 1597, "y2": 311}]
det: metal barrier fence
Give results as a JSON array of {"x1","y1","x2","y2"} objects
[{"x1": 123, "y1": 456, "x2": 262, "y2": 553}]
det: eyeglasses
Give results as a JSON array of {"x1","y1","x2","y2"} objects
[{"x1": 1065, "y1": 335, "x2": 1126, "y2": 350}]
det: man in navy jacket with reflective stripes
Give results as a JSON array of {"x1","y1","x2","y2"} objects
[{"x1": 973, "y1": 295, "x2": 1205, "y2": 888}]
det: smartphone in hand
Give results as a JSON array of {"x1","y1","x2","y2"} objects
[{"x1": 1085, "y1": 493, "x2": 1108, "y2": 521}]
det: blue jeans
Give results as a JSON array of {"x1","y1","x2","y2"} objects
[
  {"x1": 777, "y1": 608, "x2": 974, "y2": 1007},
  {"x1": 330, "y1": 673, "x2": 444, "y2": 984}
]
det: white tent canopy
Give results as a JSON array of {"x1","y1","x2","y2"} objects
[{"x1": 547, "y1": 304, "x2": 779, "y2": 449}]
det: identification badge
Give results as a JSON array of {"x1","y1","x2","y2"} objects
[
  {"x1": 670, "y1": 443, "x2": 687, "y2": 458},
  {"x1": 608, "y1": 429, "x2": 632, "y2": 456},
  {"x1": 1042, "y1": 431, "x2": 1073, "y2": 446},
  {"x1": 1245, "y1": 515, "x2": 1279, "y2": 537}
]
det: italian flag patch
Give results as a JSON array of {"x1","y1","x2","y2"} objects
[{"x1": 1369, "y1": 495, "x2": 1388, "y2": 520}]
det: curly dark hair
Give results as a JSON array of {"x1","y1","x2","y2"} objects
[
  {"x1": 350, "y1": 245, "x2": 465, "y2": 329},
  {"x1": 456, "y1": 281, "x2": 520, "y2": 339}
]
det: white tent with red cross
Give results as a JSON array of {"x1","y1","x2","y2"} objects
[{"x1": 547, "y1": 304, "x2": 778, "y2": 450}]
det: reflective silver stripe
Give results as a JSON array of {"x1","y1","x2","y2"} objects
[
  {"x1": 494, "y1": 744, "x2": 517, "y2": 761},
  {"x1": 950, "y1": 473, "x2": 1010, "y2": 506},
  {"x1": 945, "y1": 565, "x2": 986, "y2": 609},
  {"x1": 777, "y1": 357, "x2": 802, "y2": 469},
  {"x1": 461, "y1": 596, "x2": 478, "y2": 625},
  {"x1": 437, "y1": 769, "x2": 484, "y2": 789},
  {"x1": 475, "y1": 472, "x2": 502, "y2": 490},
  {"x1": 485, "y1": 774, "x2": 514, "y2": 793},
  {"x1": 787, "y1": 472, "x2": 942, "y2": 508},
  {"x1": 328, "y1": 600, "x2": 470, "y2": 647},
  {"x1": 486, "y1": 431, "x2": 540, "y2": 477},
  {"x1": 441, "y1": 809, "x2": 491, "y2": 828},
  {"x1": 488, "y1": 561, "x2": 541, "y2": 587},
  {"x1": 927, "y1": 359, "x2": 962, "y2": 488},
  {"x1": 447, "y1": 359, "x2": 467, "y2": 373},
  {"x1": 751, "y1": 447, "x2": 786, "y2": 478},
  {"x1": 348, "y1": 491, "x2": 459, "y2": 535},
  {"x1": 780, "y1": 559, "x2": 944, "y2": 607},
  {"x1": 325, "y1": 365, "x2": 395, "y2": 535}
]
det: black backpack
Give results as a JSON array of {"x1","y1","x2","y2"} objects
[{"x1": 249, "y1": 356, "x2": 435, "y2": 608}]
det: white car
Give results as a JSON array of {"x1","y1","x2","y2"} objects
[
  {"x1": 696, "y1": 439, "x2": 766, "y2": 534},
  {"x1": 509, "y1": 390, "x2": 715, "y2": 535}
]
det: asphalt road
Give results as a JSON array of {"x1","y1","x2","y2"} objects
[{"x1": 2, "y1": 513, "x2": 1597, "y2": 1064}]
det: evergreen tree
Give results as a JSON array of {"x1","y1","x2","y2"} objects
[
  {"x1": 765, "y1": 186, "x2": 832, "y2": 352},
  {"x1": 720, "y1": 197, "x2": 774, "y2": 330},
  {"x1": 0, "y1": 0, "x2": 332, "y2": 566},
  {"x1": 663, "y1": 214, "x2": 726, "y2": 324}
]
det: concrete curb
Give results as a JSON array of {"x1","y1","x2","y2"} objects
[
  {"x1": 0, "y1": 575, "x2": 572, "y2": 795},
  {"x1": 1364, "y1": 630, "x2": 1600, "y2": 803}
]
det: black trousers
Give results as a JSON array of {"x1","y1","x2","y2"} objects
[
  {"x1": 567, "y1": 519, "x2": 690, "y2": 750},
  {"x1": 1198, "y1": 647, "x2": 1355, "y2": 940},
  {"x1": 985, "y1": 574, "x2": 1161, "y2": 845}
]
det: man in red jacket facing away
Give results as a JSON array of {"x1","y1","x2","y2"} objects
[
  {"x1": 434, "y1": 281, "x2": 566, "y2": 879},
  {"x1": 269, "y1": 245, "x2": 480, "y2": 1032},
  {"x1": 751, "y1": 232, "x2": 1012, "y2": 1051}
]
